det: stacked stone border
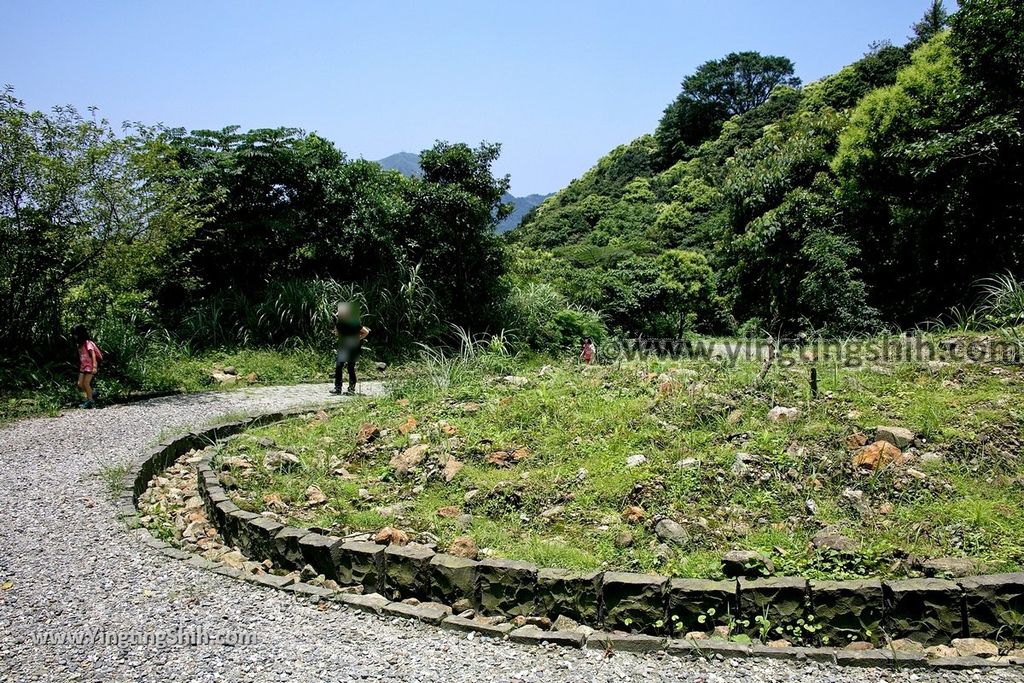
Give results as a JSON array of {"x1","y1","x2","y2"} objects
[{"x1": 114, "y1": 406, "x2": 1024, "y2": 670}]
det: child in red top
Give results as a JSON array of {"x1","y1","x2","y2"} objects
[
  {"x1": 72, "y1": 325, "x2": 101, "y2": 408},
  {"x1": 580, "y1": 337, "x2": 596, "y2": 365}
]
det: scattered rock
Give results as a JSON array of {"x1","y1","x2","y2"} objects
[
  {"x1": 921, "y1": 557, "x2": 978, "y2": 578},
  {"x1": 442, "y1": 457, "x2": 463, "y2": 482},
  {"x1": 264, "y1": 450, "x2": 301, "y2": 472},
  {"x1": 684, "y1": 631, "x2": 708, "y2": 641},
  {"x1": 812, "y1": 531, "x2": 858, "y2": 553},
  {"x1": 614, "y1": 531, "x2": 634, "y2": 548},
  {"x1": 398, "y1": 416, "x2": 418, "y2": 435},
  {"x1": 486, "y1": 448, "x2": 530, "y2": 467},
  {"x1": 845, "y1": 432, "x2": 869, "y2": 450},
  {"x1": 952, "y1": 638, "x2": 999, "y2": 658},
  {"x1": 766, "y1": 639, "x2": 791, "y2": 649},
  {"x1": 726, "y1": 409, "x2": 744, "y2": 425},
  {"x1": 721, "y1": 550, "x2": 774, "y2": 578},
  {"x1": 844, "y1": 641, "x2": 874, "y2": 651},
  {"x1": 452, "y1": 598, "x2": 473, "y2": 613},
  {"x1": 805, "y1": 498, "x2": 818, "y2": 515},
  {"x1": 852, "y1": 441, "x2": 902, "y2": 470},
  {"x1": 622, "y1": 505, "x2": 646, "y2": 524},
  {"x1": 654, "y1": 518, "x2": 690, "y2": 546},
  {"x1": 502, "y1": 375, "x2": 530, "y2": 387},
  {"x1": 211, "y1": 371, "x2": 238, "y2": 384},
  {"x1": 356, "y1": 423, "x2": 381, "y2": 445},
  {"x1": 539, "y1": 505, "x2": 563, "y2": 519},
  {"x1": 448, "y1": 536, "x2": 478, "y2": 559},
  {"x1": 890, "y1": 638, "x2": 924, "y2": 652},
  {"x1": 304, "y1": 485, "x2": 328, "y2": 507},
  {"x1": 767, "y1": 406, "x2": 800, "y2": 423},
  {"x1": 373, "y1": 526, "x2": 409, "y2": 546},
  {"x1": 626, "y1": 454, "x2": 648, "y2": 467},
  {"x1": 390, "y1": 444, "x2": 429, "y2": 476},
  {"x1": 375, "y1": 361, "x2": 388, "y2": 371},
  {"x1": 875, "y1": 425, "x2": 914, "y2": 449},
  {"x1": 925, "y1": 644, "x2": 960, "y2": 658},
  {"x1": 919, "y1": 452, "x2": 944, "y2": 466},
  {"x1": 552, "y1": 615, "x2": 581, "y2": 632},
  {"x1": 437, "y1": 505, "x2": 462, "y2": 519}
]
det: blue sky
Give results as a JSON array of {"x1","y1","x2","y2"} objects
[{"x1": 2, "y1": 1, "x2": 934, "y2": 195}]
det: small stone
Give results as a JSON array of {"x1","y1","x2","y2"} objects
[
  {"x1": 304, "y1": 485, "x2": 328, "y2": 506},
  {"x1": 437, "y1": 506, "x2": 462, "y2": 518},
  {"x1": 890, "y1": 638, "x2": 924, "y2": 652},
  {"x1": 264, "y1": 450, "x2": 302, "y2": 472},
  {"x1": 654, "y1": 518, "x2": 689, "y2": 546},
  {"x1": 925, "y1": 644, "x2": 959, "y2": 658},
  {"x1": 390, "y1": 444, "x2": 429, "y2": 476},
  {"x1": 951, "y1": 638, "x2": 999, "y2": 658},
  {"x1": 539, "y1": 505, "x2": 563, "y2": 519},
  {"x1": 845, "y1": 432, "x2": 869, "y2": 450},
  {"x1": 443, "y1": 458, "x2": 463, "y2": 482},
  {"x1": 812, "y1": 531, "x2": 858, "y2": 553},
  {"x1": 726, "y1": 409, "x2": 744, "y2": 425},
  {"x1": 683, "y1": 631, "x2": 708, "y2": 640},
  {"x1": 875, "y1": 426, "x2": 914, "y2": 449},
  {"x1": 552, "y1": 615, "x2": 581, "y2": 631},
  {"x1": 626, "y1": 454, "x2": 648, "y2": 467},
  {"x1": 844, "y1": 641, "x2": 874, "y2": 651},
  {"x1": 852, "y1": 441, "x2": 902, "y2": 470},
  {"x1": 373, "y1": 526, "x2": 409, "y2": 546},
  {"x1": 919, "y1": 452, "x2": 943, "y2": 466},
  {"x1": 452, "y1": 598, "x2": 472, "y2": 613},
  {"x1": 766, "y1": 639, "x2": 791, "y2": 648},
  {"x1": 767, "y1": 406, "x2": 800, "y2": 423},
  {"x1": 614, "y1": 531, "x2": 634, "y2": 548},
  {"x1": 448, "y1": 536, "x2": 478, "y2": 559},
  {"x1": 921, "y1": 557, "x2": 977, "y2": 578},
  {"x1": 503, "y1": 375, "x2": 530, "y2": 387},
  {"x1": 375, "y1": 362, "x2": 388, "y2": 371},
  {"x1": 356, "y1": 423, "x2": 380, "y2": 445},
  {"x1": 721, "y1": 550, "x2": 774, "y2": 578},
  {"x1": 622, "y1": 505, "x2": 646, "y2": 523}
]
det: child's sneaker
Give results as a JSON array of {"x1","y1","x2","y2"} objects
[{"x1": 79, "y1": 400, "x2": 94, "y2": 409}]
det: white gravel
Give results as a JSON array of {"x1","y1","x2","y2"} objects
[{"x1": 1, "y1": 383, "x2": 1021, "y2": 683}]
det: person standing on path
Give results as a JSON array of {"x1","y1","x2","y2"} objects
[
  {"x1": 331, "y1": 301, "x2": 369, "y2": 395},
  {"x1": 71, "y1": 324, "x2": 102, "y2": 408}
]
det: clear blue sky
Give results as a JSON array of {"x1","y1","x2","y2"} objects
[{"x1": 2, "y1": 1, "x2": 934, "y2": 195}]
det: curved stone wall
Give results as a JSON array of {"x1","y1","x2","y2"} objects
[{"x1": 118, "y1": 407, "x2": 1024, "y2": 668}]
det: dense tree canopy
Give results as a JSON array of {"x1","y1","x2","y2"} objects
[{"x1": 514, "y1": 0, "x2": 1024, "y2": 335}]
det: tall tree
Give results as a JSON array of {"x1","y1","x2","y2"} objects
[
  {"x1": 655, "y1": 52, "x2": 801, "y2": 164},
  {"x1": 681, "y1": 52, "x2": 801, "y2": 117},
  {"x1": 910, "y1": 0, "x2": 950, "y2": 46}
]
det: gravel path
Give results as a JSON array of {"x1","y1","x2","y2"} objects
[{"x1": 1, "y1": 384, "x2": 1020, "y2": 683}]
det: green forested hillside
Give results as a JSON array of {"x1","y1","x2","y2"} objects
[{"x1": 511, "y1": 0, "x2": 1024, "y2": 337}]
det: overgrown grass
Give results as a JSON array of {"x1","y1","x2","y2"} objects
[{"x1": 218, "y1": 341, "x2": 1024, "y2": 580}]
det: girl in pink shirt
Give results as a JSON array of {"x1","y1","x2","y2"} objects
[{"x1": 72, "y1": 325, "x2": 102, "y2": 408}]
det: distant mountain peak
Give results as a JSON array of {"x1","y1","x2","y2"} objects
[{"x1": 375, "y1": 152, "x2": 551, "y2": 233}]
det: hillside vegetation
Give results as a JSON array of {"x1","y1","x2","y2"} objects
[{"x1": 512, "y1": 0, "x2": 1024, "y2": 337}]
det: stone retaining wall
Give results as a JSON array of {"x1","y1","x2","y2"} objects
[{"x1": 117, "y1": 408, "x2": 1024, "y2": 665}]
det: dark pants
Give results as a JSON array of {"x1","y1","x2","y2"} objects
[{"x1": 335, "y1": 347, "x2": 360, "y2": 390}]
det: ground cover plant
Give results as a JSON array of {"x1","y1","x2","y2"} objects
[{"x1": 215, "y1": 336, "x2": 1024, "y2": 581}]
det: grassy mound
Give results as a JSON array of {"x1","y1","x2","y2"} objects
[{"x1": 217, "y1": 350, "x2": 1024, "y2": 580}]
